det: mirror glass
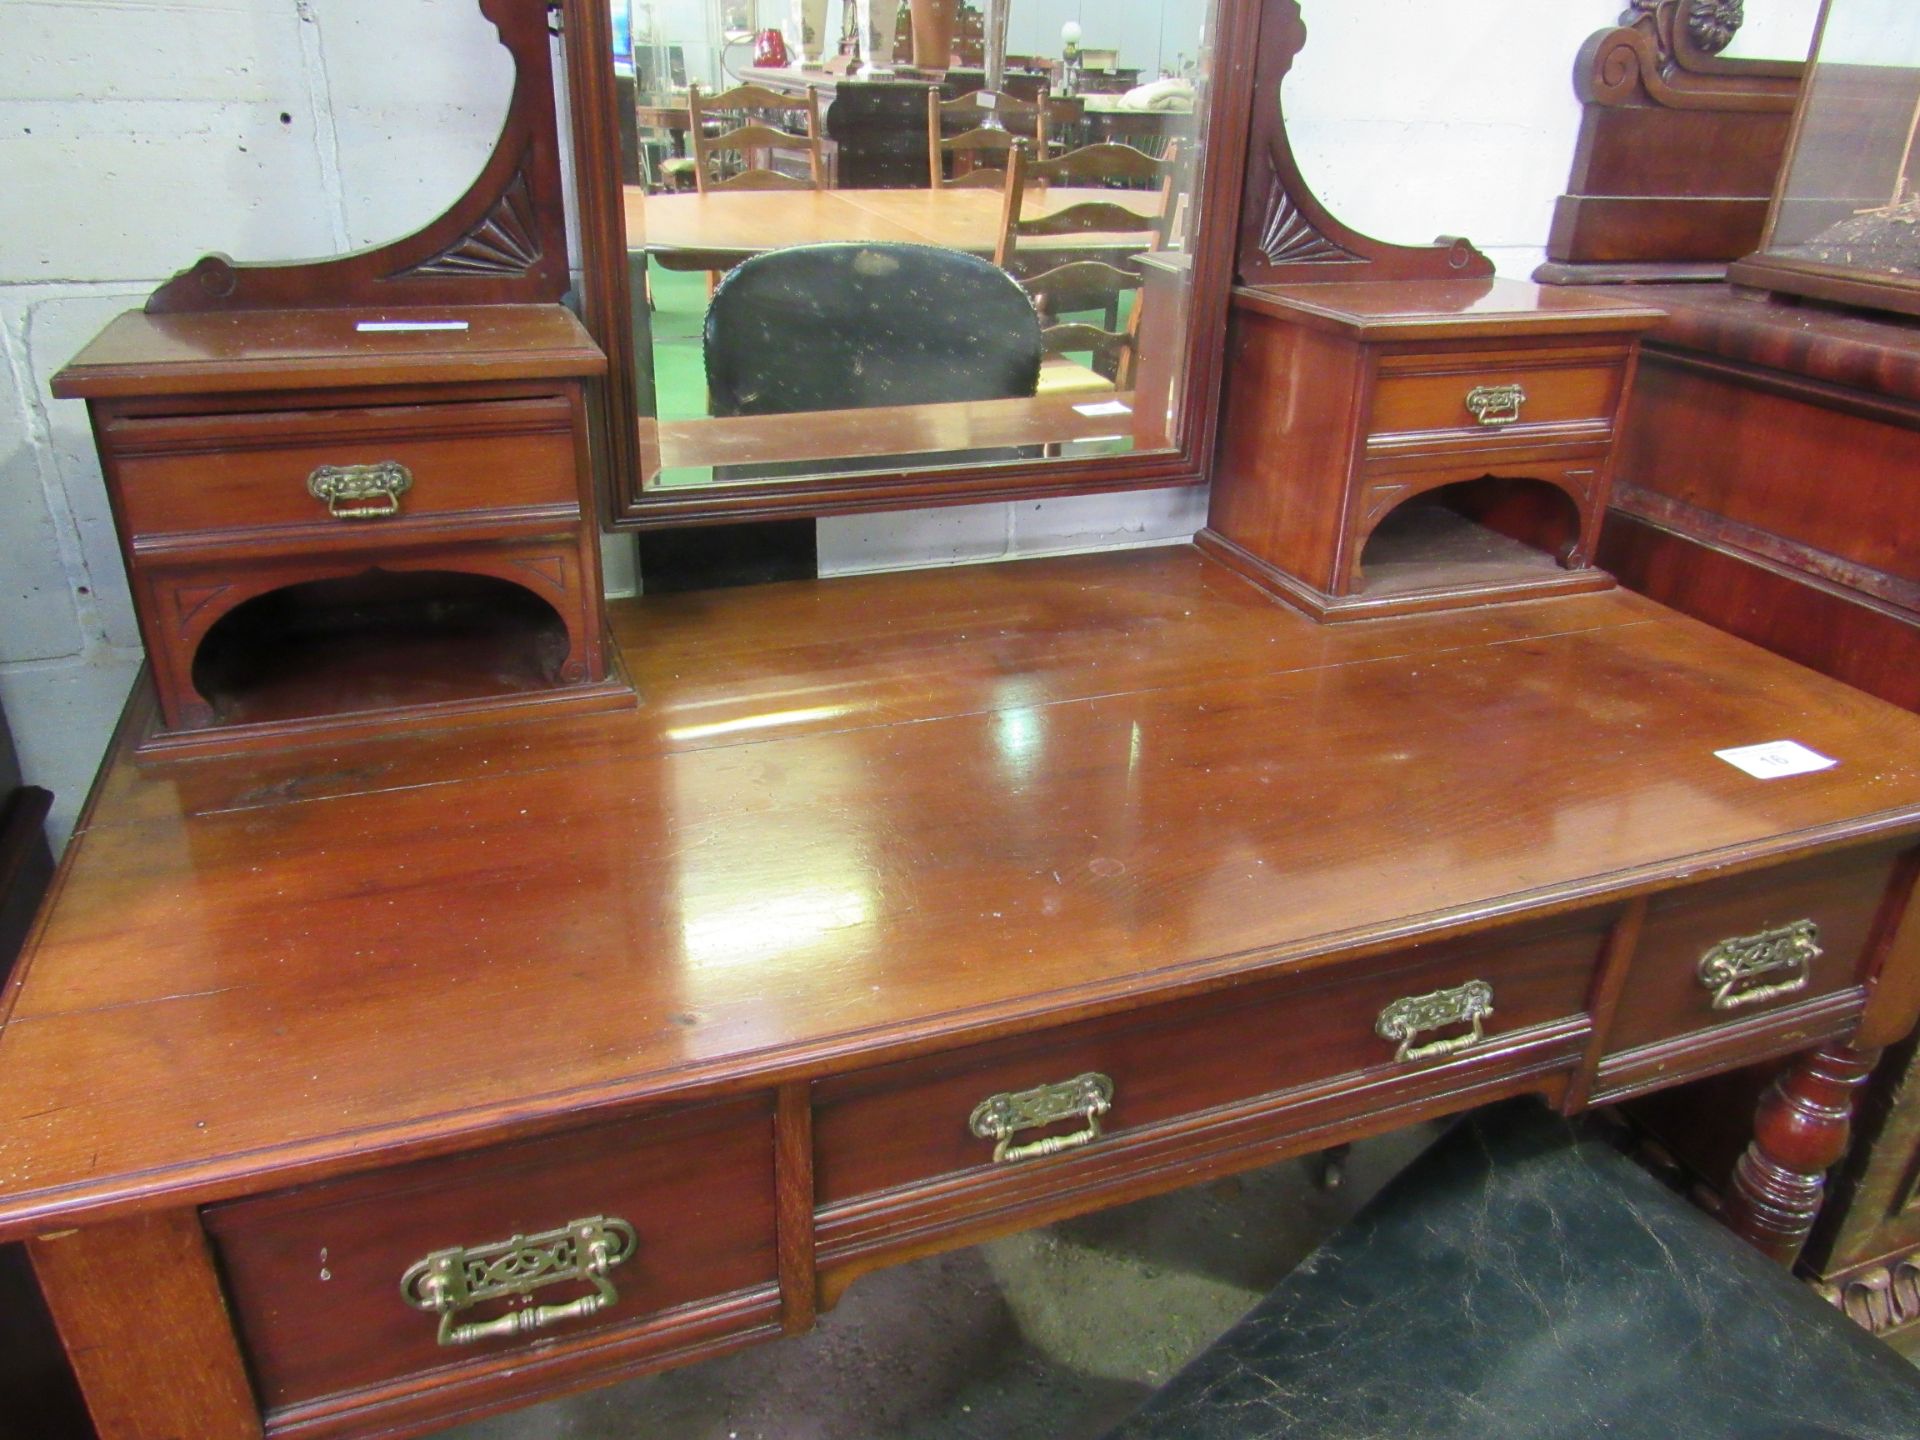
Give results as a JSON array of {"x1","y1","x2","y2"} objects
[{"x1": 610, "y1": 0, "x2": 1218, "y2": 497}]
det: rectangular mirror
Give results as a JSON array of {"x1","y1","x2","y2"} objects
[{"x1": 563, "y1": 0, "x2": 1252, "y2": 526}]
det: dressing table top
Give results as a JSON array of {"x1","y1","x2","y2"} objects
[{"x1": 2, "y1": 547, "x2": 1918, "y2": 1238}]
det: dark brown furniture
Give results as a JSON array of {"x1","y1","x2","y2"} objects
[
  {"x1": 52, "y1": 308, "x2": 631, "y2": 755},
  {"x1": 1597, "y1": 282, "x2": 1920, "y2": 1336},
  {"x1": 1532, "y1": 0, "x2": 1803, "y2": 286},
  {"x1": 5, "y1": 549, "x2": 1920, "y2": 1439},
  {"x1": 1200, "y1": 278, "x2": 1662, "y2": 620},
  {"x1": 736, "y1": 67, "x2": 932, "y2": 188}
]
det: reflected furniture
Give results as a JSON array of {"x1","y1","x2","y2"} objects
[
  {"x1": 736, "y1": 66, "x2": 934, "y2": 187},
  {"x1": 703, "y1": 243, "x2": 1043, "y2": 477},
  {"x1": 996, "y1": 142, "x2": 1180, "y2": 393},
  {"x1": 926, "y1": 87, "x2": 1052, "y2": 187},
  {"x1": 7, "y1": 550, "x2": 1920, "y2": 1438},
  {"x1": 685, "y1": 82, "x2": 826, "y2": 193},
  {"x1": 1107, "y1": 1102, "x2": 1920, "y2": 1440}
]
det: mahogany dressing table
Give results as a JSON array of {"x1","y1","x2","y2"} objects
[{"x1": 13, "y1": 3, "x2": 1920, "y2": 1436}]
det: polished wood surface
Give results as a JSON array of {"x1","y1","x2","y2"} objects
[
  {"x1": 653, "y1": 390, "x2": 1146, "y2": 473},
  {"x1": 52, "y1": 305, "x2": 627, "y2": 750},
  {"x1": 629, "y1": 184, "x2": 1159, "y2": 270},
  {"x1": 5, "y1": 548, "x2": 1920, "y2": 1232},
  {"x1": 8, "y1": 547, "x2": 1920, "y2": 1435},
  {"x1": 1594, "y1": 280, "x2": 1920, "y2": 1335},
  {"x1": 28, "y1": 1210, "x2": 262, "y2": 1440},
  {"x1": 50, "y1": 306, "x2": 606, "y2": 400},
  {"x1": 1204, "y1": 279, "x2": 1663, "y2": 620}
]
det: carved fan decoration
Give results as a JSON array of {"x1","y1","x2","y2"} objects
[
  {"x1": 147, "y1": 0, "x2": 567, "y2": 313},
  {"x1": 1235, "y1": 0, "x2": 1492, "y2": 286}
]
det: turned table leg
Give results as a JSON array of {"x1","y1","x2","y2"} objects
[{"x1": 1721, "y1": 1041, "x2": 1880, "y2": 1266}]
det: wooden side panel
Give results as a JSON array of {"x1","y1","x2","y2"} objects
[
  {"x1": 1614, "y1": 351, "x2": 1920, "y2": 587},
  {"x1": 1206, "y1": 308, "x2": 1361, "y2": 593},
  {"x1": 29, "y1": 1210, "x2": 261, "y2": 1440},
  {"x1": 1598, "y1": 513, "x2": 1920, "y2": 714}
]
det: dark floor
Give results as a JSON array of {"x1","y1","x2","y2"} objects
[{"x1": 439, "y1": 1128, "x2": 1438, "y2": 1439}]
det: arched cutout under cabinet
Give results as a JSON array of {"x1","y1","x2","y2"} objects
[
  {"x1": 1355, "y1": 476, "x2": 1588, "y2": 607},
  {"x1": 188, "y1": 569, "x2": 575, "y2": 734},
  {"x1": 1199, "y1": 279, "x2": 1665, "y2": 623}
]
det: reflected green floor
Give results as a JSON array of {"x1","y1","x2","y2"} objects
[{"x1": 650, "y1": 265, "x2": 711, "y2": 422}]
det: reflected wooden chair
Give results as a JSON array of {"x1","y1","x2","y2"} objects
[
  {"x1": 992, "y1": 141, "x2": 1179, "y2": 395},
  {"x1": 926, "y1": 87, "x2": 1052, "y2": 189},
  {"x1": 687, "y1": 82, "x2": 826, "y2": 193}
]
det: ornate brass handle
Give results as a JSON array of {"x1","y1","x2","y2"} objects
[
  {"x1": 1698, "y1": 920, "x2": 1819, "y2": 1011},
  {"x1": 1465, "y1": 383, "x2": 1527, "y2": 427},
  {"x1": 1375, "y1": 979, "x2": 1495, "y2": 1063},
  {"x1": 969, "y1": 1072, "x2": 1114, "y2": 1164},
  {"x1": 400, "y1": 1215, "x2": 637, "y2": 1347},
  {"x1": 307, "y1": 460, "x2": 413, "y2": 519}
]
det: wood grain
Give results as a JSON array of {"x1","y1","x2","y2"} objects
[
  {"x1": 28, "y1": 1210, "x2": 261, "y2": 1440},
  {"x1": 3, "y1": 551, "x2": 1920, "y2": 1239}
]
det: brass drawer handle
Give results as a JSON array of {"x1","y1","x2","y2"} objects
[
  {"x1": 1376, "y1": 979, "x2": 1495, "y2": 1063},
  {"x1": 1698, "y1": 920, "x2": 1819, "y2": 1012},
  {"x1": 1465, "y1": 383, "x2": 1526, "y2": 427},
  {"x1": 969, "y1": 1072, "x2": 1114, "y2": 1164},
  {"x1": 307, "y1": 460, "x2": 414, "y2": 519},
  {"x1": 400, "y1": 1215, "x2": 637, "y2": 1347}
]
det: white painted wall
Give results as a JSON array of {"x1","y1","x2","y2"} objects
[{"x1": 0, "y1": 0, "x2": 1820, "y2": 849}]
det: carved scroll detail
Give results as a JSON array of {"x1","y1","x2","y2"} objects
[
  {"x1": 1628, "y1": 0, "x2": 1744, "y2": 57},
  {"x1": 1257, "y1": 172, "x2": 1359, "y2": 267},
  {"x1": 391, "y1": 165, "x2": 544, "y2": 281}
]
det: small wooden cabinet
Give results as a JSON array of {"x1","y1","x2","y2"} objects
[
  {"x1": 1199, "y1": 279, "x2": 1663, "y2": 620},
  {"x1": 53, "y1": 306, "x2": 633, "y2": 755}
]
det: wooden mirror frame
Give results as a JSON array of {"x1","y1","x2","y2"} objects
[{"x1": 560, "y1": 0, "x2": 1267, "y2": 529}]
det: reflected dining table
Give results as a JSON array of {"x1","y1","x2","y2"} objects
[{"x1": 626, "y1": 184, "x2": 1163, "y2": 271}]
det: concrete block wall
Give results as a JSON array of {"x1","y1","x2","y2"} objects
[{"x1": 0, "y1": 0, "x2": 1820, "y2": 849}]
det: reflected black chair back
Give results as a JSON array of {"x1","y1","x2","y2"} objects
[{"x1": 705, "y1": 243, "x2": 1043, "y2": 420}]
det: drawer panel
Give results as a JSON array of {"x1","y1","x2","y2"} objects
[
  {"x1": 108, "y1": 398, "x2": 580, "y2": 538},
  {"x1": 1368, "y1": 347, "x2": 1626, "y2": 444},
  {"x1": 1603, "y1": 853, "x2": 1899, "y2": 1056},
  {"x1": 813, "y1": 917, "x2": 1606, "y2": 1207},
  {"x1": 204, "y1": 1097, "x2": 776, "y2": 1413}
]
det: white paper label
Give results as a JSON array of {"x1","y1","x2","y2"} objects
[
  {"x1": 355, "y1": 320, "x2": 470, "y2": 333},
  {"x1": 1714, "y1": 740, "x2": 1837, "y2": 780},
  {"x1": 1073, "y1": 399, "x2": 1133, "y2": 417}
]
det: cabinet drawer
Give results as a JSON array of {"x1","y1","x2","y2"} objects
[
  {"x1": 813, "y1": 918, "x2": 1605, "y2": 1207},
  {"x1": 107, "y1": 397, "x2": 581, "y2": 539},
  {"x1": 1603, "y1": 853, "x2": 1899, "y2": 1056},
  {"x1": 204, "y1": 1097, "x2": 777, "y2": 1415},
  {"x1": 1367, "y1": 347, "x2": 1626, "y2": 445}
]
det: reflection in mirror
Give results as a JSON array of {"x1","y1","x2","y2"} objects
[{"x1": 610, "y1": 0, "x2": 1216, "y2": 496}]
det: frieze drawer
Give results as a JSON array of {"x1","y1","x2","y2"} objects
[
  {"x1": 811, "y1": 914, "x2": 1608, "y2": 1211},
  {"x1": 202, "y1": 1096, "x2": 778, "y2": 1421},
  {"x1": 1602, "y1": 852, "x2": 1902, "y2": 1061},
  {"x1": 1366, "y1": 345, "x2": 1626, "y2": 450},
  {"x1": 106, "y1": 397, "x2": 581, "y2": 542}
]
